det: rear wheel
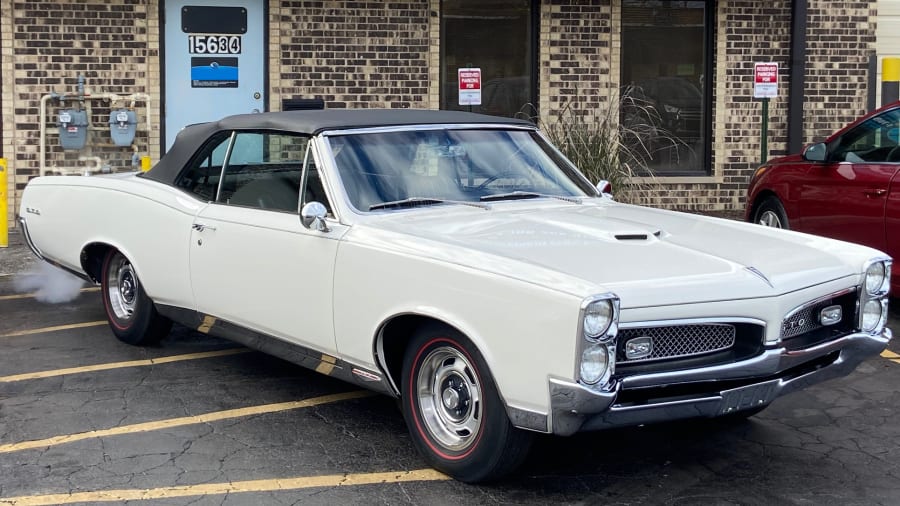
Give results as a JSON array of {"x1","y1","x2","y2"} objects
[
  {"x1": 101, "y1": 249, "x2": 172, "y2": 345},
  {"x1": 754, "y1": 196, "x2": 789, "y2": 229},
  {"x1": 401, "y1": 325, "x2": 532, "y2": 483}
]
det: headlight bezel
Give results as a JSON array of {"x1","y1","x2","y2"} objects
[
  {"x1": 577, "y1": 294, "x2": 620, "y2": 389},
  {"x1": 864, "y1": 260, "x2": 889, "y2": 296},
  {"x1": 581, "y1": 296, "x2": 619, "y2": 342},
  {"x1": 859, "y1": 257, "x2": 891, "y2": 334}
]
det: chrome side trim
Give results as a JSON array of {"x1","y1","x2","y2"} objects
[
  {"x1": 155, "y1": 305, "x2": 396, "y2": 397},
  {"x1": 17, "y1": 216, "x2": 44, "y2": 260},
  {"x1": 506, "y1": 405, "x2": 550, "y2": 433}
]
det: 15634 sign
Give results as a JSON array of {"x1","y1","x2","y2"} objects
[{"x1": 188, "y1": 35, "x2": 242, "y2": 55}]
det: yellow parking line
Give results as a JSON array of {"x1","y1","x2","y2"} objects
[
  {"x1": 0, "y1": 286, "x2": 100, "y2": 301},
  {"x1": 882, "y1": 350, "x2": 900, "y2": 360},
  {"x1": 0, "y1": 468, "x2": 449, "y2": 505},
  {"x1": 0, "y1": 390, "x2": 375, "y2": 454},
  {"x1": 0, "y1": 348, "x2": 252, "y2": 383},
  {"x1": 0, "y1": 320, "x2": 107, "y2": 339}
]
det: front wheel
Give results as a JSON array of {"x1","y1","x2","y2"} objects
[
  {"x1": 754, "y1": 196, "x2": 789, "y2": 229},
  {"x1": 101, "y1": 249, "x2": 172, "y2": 345},
  {"x1": 401, "y1": 325, "x2": 532, "y2": 483}
]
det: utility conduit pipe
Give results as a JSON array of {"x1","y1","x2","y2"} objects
[{"x1": 39, "y1": 92, "x2": 152, "y2": 176}]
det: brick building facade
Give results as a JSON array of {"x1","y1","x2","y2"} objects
[{"x1": 0, "y1": 0, "x2": 879, "y2": 230}]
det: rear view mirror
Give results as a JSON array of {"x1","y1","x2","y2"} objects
[{"x1": 803, "y1": 142, "x2": 827, "y2": 162}]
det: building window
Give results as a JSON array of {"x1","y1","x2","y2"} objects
[
  {"x1": 621, "y1": 1, "x2": 712, "y2": 175},
  {"x1": 440, "y1": 0, "x2": 536, "y2": 118}
]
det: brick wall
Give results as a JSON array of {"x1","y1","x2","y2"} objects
[
  {"x1": 539, "y1": 0, "x2": 613, "y2": 120},
  {"x1": 9, "y1": 0, "x2": 157, "y2": 189},
  {"x1": 271, "y1": 0, "x2": 432, "y2": 111},
  {"x1": 804, "y1": 0, "x2": 876, "y2": 140}
]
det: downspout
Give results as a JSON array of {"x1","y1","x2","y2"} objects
[{"x1": 787, "y1": 0, "x2": 808, "y2": 153}]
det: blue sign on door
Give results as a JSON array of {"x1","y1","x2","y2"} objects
[{"x1": 191, "y1": 57, "x2": 239, "y2": 88}]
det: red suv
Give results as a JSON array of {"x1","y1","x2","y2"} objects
[{"x1": 745, "y1": 101, "x2": 900, "y2": 292}]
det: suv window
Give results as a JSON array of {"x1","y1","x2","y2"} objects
[{"x1": 832, "y1": 109, "x2": 900, "y2": 163}]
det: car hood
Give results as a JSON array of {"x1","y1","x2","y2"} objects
[{"x1": 352, "y1": 200, "x2": 868, "y2": 308}]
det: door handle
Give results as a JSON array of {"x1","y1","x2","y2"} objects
[
  {"x1": 192, "y1": 223, "x2": 217, "y2": 232},
  {"x1": 863, "y1": 188, "x2": 887, "y2": 198}
]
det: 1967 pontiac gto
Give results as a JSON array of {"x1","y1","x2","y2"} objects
[{"x1": 18, "y1": 109, "x2": 891, "y2": 482}]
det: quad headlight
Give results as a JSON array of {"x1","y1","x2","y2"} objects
[
  {"x1": 578, "y1": 294, "x2": 620, "y2": 388},
  {"x1": 583, "y1": 299, "x2": 615, "y2": 340},
  {"x1": 861, "y1": 299, "x2": 886, "y2": 332},
  {"x1": 860, "y1": 258, "x2": 891, "y2": 334},
  {"x1": 865, "y1": 261, "x2": 888, "y2": 295},
  {"x1": 580, "y1": 343, "x2": 610, "y2": 385}
]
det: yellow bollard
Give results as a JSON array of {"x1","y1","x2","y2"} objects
[
  {"x1": 883, "y1": 57, "x2": 900, "y2": 106},
  {"x1": 140, "y1": 156, "x2": 152, "y2": 172},
  {"x1": 0, "y1": 158, "x2": 7, "y2": 248}
]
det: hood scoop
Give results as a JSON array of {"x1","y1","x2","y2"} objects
[{"x1": 615, "y1": 230, "x2": 662, "y2": 241}]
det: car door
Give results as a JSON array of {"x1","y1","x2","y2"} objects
[
  {"x1": 188, "y1": 131, "x2": 348, "y2": 353},
  {"x1": 797, "y1": 108, "x2": 900, "y2": 252}
]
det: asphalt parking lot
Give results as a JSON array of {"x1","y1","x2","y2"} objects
[{"x1": 1, "y1": 245, "x2": 900, "y2": 504}]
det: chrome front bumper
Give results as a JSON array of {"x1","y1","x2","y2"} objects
[{"x1": 548, "y1": 328, "x2": 891, "y2": 436}]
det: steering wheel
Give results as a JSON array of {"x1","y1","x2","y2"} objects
[{"x1": 476, "y1": 151, "x2": 537, "y2": 190}]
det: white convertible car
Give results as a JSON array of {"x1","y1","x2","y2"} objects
[{"x1": 19, "y1": 110, "x2": 892, "y2": 482}]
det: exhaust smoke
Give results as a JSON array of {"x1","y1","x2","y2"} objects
[{"x1": 15, "y1": 262, "x2": 85, "y2": 304}]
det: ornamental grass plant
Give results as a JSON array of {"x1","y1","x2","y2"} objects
[{"x1": 535, "y1": 85, "x2": 687, "y2": 204}]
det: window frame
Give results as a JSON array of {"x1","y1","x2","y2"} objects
[
  {"x1": 620, "y1": 0, "x2": 715, "y2": 177},
  {"x1": 438, "y1": 0, "x2": 539, "y2": 118}
]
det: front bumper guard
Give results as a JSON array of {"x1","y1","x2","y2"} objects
[{"x1": 549, "y1": 328, "x2": 891, "y2": 436}]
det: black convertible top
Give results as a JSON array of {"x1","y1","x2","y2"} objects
[{"x1": 143, "y1": 109, "x2": 533, "y2": 185}]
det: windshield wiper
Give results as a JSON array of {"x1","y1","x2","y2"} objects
[
  {"x1": 480, "y1": 191, "x2": 583, "y2": 204},
  {"x1": 369, "y1": 197, "x2": 489, "y2": 211}
]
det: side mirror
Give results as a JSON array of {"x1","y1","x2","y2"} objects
[
  {"x1": 300, "y1": 201, "x2": 330, "y2": 232},
  {"x1": 596, "y1": 180, "x2": 614, "y2": 199},
  {"x1": 803, "y1": 142, "x2": 827, "y2": 162}
]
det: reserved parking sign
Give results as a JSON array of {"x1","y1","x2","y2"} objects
[
  {"x1": 754, "y1": 62, "x2": 778, "y2": 98},
  {"x1": 458, "y1": 68, "x2": 482, "y2": 106}
]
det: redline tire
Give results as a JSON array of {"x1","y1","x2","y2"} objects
[
  {"x1": 401, "y1": 325, "x2": 532, "y2": 483},
  {"x1": 101, "y1": 249, "x2": 172, "y2": 345}
]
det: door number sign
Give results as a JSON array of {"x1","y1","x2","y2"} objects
[{"x1": 188, "y1": 35, "x2": 242, "y2": 54}]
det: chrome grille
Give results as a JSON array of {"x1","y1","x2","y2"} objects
[
  {"x1": 780, "y1": 289, "x2": 858, "y2": 345},
  {"x1": 617, "y1": 324, "x2": 736, "y2": 363},
  {"x1": 781, "y1": 305, "x2": 821, "y2": 339}
]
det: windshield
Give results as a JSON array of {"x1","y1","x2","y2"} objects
[{"x1": 327, "y1": 128, "x2": 595, "y2": 211}]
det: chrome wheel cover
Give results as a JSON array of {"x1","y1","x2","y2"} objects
[
  {"x1": 416, "y1": 345, "x2": 483, "y2": 451},
  {"x1": 758, "y1": 210, "x2": 784, "y2": 228},
  {"x1": 107, "y1": 255, "x2": 138, "y2": 321}
]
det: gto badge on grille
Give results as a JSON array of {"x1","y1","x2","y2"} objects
[
  {"x1": 819, "y1": 305, "x2": 842, "y2": 326},
  {"x1": 625, "y1": 336, "x2": 653, "y2": 360}
]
